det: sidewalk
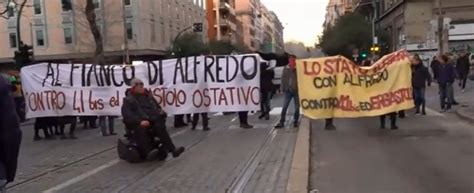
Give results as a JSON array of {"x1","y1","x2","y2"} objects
[{"x1": 453, "y1": 81, "x2": 474, "y2": 123}]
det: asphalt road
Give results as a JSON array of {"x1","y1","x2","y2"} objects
[{"x1": 309, "y1": 85, "x2": 474, "y2": 193}]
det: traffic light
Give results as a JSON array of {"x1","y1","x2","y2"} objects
[
  {"x1": 360, "y1": 51, "x2": 368, "y2": 59},
  {"x1": 370, "y1": 45, "x2": 380, "y2": 52},
  {"x1": 14, "y1": 42, "x2": 33, "y2": 67},
  {"x1": 193, "y1": 23, "x2": 203, "y2": 32}
]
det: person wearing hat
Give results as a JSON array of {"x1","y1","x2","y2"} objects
[{"x1": 122, "y1": 78, "x2": 185, "y2": 160}]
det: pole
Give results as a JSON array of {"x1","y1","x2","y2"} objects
[
  {"x1": 437, "y1": 0, "x2": 443, "y2": 55},
  {"x1": 122, "y1": 0, "x2": 130, "y2": 64}
]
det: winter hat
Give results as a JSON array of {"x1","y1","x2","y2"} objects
[{"x1": 130, "y1": 77, "x2": 143, "y2": 87}]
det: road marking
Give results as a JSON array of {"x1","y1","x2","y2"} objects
[
  {"x1": 269, "y1": 107, "x2": 303, "y2": 115},
  {"x1": 42, "y1": 129, "x2": 187, "y2": 193},
  {"x1": 42, "y1": 159, "x2": 120, "y2": 193}
]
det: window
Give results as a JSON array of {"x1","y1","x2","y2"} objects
[
  {"x1": 124, "y1": 0, "x2": 131, "y2": 6},
  {"x1": 126, "y1": 22, "x2": 133, "y2": 40},
  {"x1": 93, "y1": 0, "x2": 100, "y2": 9},
  {"x1": 36, "y1": 30, "x2": 45, "y2": 46},
  {"x1": 7, "y1": 7, "x2": 14, "y2": 17},
  {"x1": 62, "y1": 0, "x2": 72, "y2": 11},
  {"x1": 63, "y1": 28, "x2": 73, "y2": 44},
  {"x1": 9, "y1": 33, "x2": 17, "y2": 48},
  {"x1": 34, "y1": 0, "x2": 42, "y2": 15}
]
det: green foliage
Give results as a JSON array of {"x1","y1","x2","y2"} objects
[
  {"x1": 319, "y1": 13, "x2": 372, "y2": 58},
  {"x1": 170, "y1": 33, "x2": 251, "y2": 57},
  {"x1": 171, "y1": 33, "x2": 207, "y2": 57}
]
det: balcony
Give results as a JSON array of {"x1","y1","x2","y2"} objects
[
  {"x1": 219, "y1": 1, "x2": 236, "y2": 16},
  {"x1": 219, "y1": 18, "x2": 237, "y2": 31}
]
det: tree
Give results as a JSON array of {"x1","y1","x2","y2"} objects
[
  {"x1": 207, "y1": 40, "x2": 251, "y2": 55},
  {"x1": 85, "y1": 0, "x2": 104, "y2": 64},
  {"x1": 170, "y1": 33, "x2": 207, "y2": 57},
  {"x1": 319, "y1": 12, "x2": 372, "y2": 58}
]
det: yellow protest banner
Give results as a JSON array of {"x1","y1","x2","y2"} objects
[{"x1": 296, "y1": 50, "x2": 414, "y2": 119}]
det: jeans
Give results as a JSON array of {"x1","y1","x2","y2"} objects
[
  {"x1": 99, "y1": 116, "x2": 116, "y2": 135},
  {"x1": 439, "y1": 83, "x2": 454, "y2": 109},
  {"x1": 260, "y1": 91, "x2": 271, "y2": 116},
  {"x1": 413, "y1": 87, "x2": 426, "y2": 112},
  {"x1": 279, "y1": 91, "x2": 300, "y2": 124}
]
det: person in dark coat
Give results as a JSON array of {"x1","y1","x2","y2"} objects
[
  {"x1": 412, "y1": 54, "x2": 432, "y2": 114},
  {"x1": 121, "y1": 78, "x2": 184, "y2": 160},
  {"x1": 259, "y1": 62, "x2": 275, "y2": 120},
  {"x1": 456, "y1": 51, "x2": 471, "y2": 92},
  {"x1": 436, "y1": 54, "x2": 456, "y2": 111},
  {"x1": 430, "y1": 56, "x2": 440, "y2": 80},
  {"x1": 0, "y1": 76, "x2": 22, "y2": 188}
]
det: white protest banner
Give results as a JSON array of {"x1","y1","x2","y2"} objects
[{"x1": 21, "y1": 55, "x2": 261, "y2": 118}]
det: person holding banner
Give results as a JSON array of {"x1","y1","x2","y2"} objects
[
  {"x1": 275, "y1": 55, "x2": 300, "y2": 128},
  {"x1": 122, "y1": 78, "x2": 185, "y2": 160},
  {"x1": 259, "y1": 62, "x2": 275, "y2": 120}
]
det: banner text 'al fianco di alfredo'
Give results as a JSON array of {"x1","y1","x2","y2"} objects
[
  {"x1": 297, "y1": 50, "x2": 414, "y2": 119},
  {"x1": 21, "y1": 55, "x2": 261, "y2": 119}
]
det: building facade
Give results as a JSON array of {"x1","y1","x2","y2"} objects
[
  {"x1": 0, "y1": 0, "x2": 207, "y2": 64},
  {"x1": 206, "y1": 0, "x2": 238, "y2": 43},
  {"x1": 375, "y1": 0, "x2": 474, "y2": 58},
  {"x1": 234, "y1": 0, "x2": 284, "y2": 53},
  {"x1": 324, "y1": 0, "x2": 354, "y2": 28}
]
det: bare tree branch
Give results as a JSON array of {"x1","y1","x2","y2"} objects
[{"x1": 85, "y1": 0, "x2": 105, "y2": 65}]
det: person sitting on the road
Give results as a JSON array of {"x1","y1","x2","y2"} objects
[
  {"x1": 121, "y1": 78, "x2": 185, "y2": 160},
  {"x1": 0, "y1": 75, "x2": 22, "y2": 191}
]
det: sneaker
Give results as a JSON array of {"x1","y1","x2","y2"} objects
[
  {"x1": 258, "y1": 114, "x2": 265, "y2": 119},
  {"x1": 391, "y1": 125, "x2": 399, "y2": 130},
  {"x1": 462, "y1": 89, "x2": 465, "y2": 93},
  {"x1": 380, "y1": 126, "x2": 386, "y2": 129},
  {"x1": 109, "y1": 132, "x2": 117, "y2": 136},
  {"x1": 415, "y1": 111, "x2": 420, "y2": 115},
  {"x1": 275, "y1": 123, "x2": 284, "y2": 129},
  {"x1": 146, "y1": 149, "x2": 160, "y2": 161},
  {"x1": 172, "y1": 147, "x2": 185, "y2": 158},
  {"x1": 191, "y1": 126, "x2": 196, "y2": 130},
  {"x1": 203, "y1": 127, "x2": 210, "y2": 131},
  {"x1": 240, "y1": 124, "x2": 254, "y2": 129},
  {"x1": 422, "y1": 111, "x2": 426, "y2": 115}
]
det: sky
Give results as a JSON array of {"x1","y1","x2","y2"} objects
[{"x1": 261, "y1": 0, "x2": 329, "y2": 47}]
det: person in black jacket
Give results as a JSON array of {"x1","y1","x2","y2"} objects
[
  {"x1": 0, "y1": 76, "x2": 22, "y2": 190},
  {"x1": 121, "y1": 78, "x2": 184, "y2": 160},
  {"x1": 412, "y1": 54, "x2": 432, "y2": 115},
  {"x1": 430, "y1": 56, "x2": 440, "y2": 80},
  {"x1": 259, "y1": 62, "x2": 275, "y2": 120},
  {"x1": 436, "y1": 54, "x2": 456, "y2": 111},
  {"x1": 456, "y1": 51, "x2": 471, "y2": 92}
]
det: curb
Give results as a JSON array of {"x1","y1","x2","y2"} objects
[
  {"x1": 455, "y1": 108, "x2": 474, "y2": 124},
  {"x1": 286, "y1": 117, "x2": 310, "y2": 193}
]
